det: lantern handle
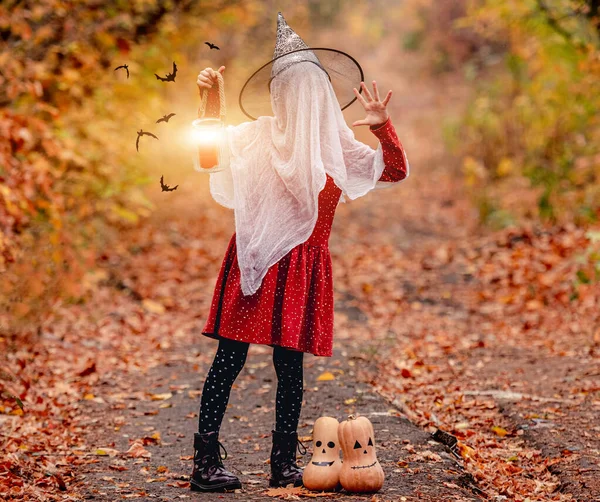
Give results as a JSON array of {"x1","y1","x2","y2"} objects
[{"x1": 198, "y1": 71, "x2": 226, "y2": 121}]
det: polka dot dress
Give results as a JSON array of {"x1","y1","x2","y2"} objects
[{"x1": 202, "y1": 117, "x2": 408, "y2": 357}]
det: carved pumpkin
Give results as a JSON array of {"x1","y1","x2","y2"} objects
[
  {"x1": 338, "y1": 416, "x2": 384, "y2": 493},
  {"x1": 303, "y1": 417, "x2": 342, "y2": 491}
]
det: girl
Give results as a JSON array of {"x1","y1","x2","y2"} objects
[{"x1": 190, "y1": 13, "x2": 409, "y2": 493}]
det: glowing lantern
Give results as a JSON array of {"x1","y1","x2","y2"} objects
[{"x1": 192, "y1": 71, "x2": 228, "y2": 173}]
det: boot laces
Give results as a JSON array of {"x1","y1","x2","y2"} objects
[
  {"x1": 296, "y1": 438, "x2": 307, "y2": 456},
  {"x1": 206, "y1": 441, "x2": 228, "y2": 475}
]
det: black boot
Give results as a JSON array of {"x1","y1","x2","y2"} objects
[
  {"x1": 269, "y1": 430, "x2": 306, "y2": 488},
  {"x1": 190, "y1": 432, "x2": 242, "y2": 492}
]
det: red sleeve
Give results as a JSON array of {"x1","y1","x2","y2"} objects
[
  {"x1": 369, "y1": 117, "x2": 409, "y2": 182},
  {"x1": 196, "y1": 86, "x2": 221, "y2": 170}
]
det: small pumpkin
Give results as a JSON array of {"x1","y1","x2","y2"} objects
[
  {"x1": 303, "y1": 417, "x2": 342, "y2": 491},
  {"x1": 338, "y1": 415, "x2": 384, "y2": 493}
]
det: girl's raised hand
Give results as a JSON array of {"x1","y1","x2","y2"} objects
[
  {"x1": 197, "y1": 66, "x2": 226, "y2": 90},
  {"x1": 351, "y1": 80, "x2": 392, "y2": 128}
]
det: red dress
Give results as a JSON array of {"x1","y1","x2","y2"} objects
[{"x1": 201, "y1": 118, "x2": 408, "y2": 357}]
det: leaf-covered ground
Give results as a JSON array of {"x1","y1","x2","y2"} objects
[{"x1": 3, "y1": 116, "x2": 598, "y2": 501}]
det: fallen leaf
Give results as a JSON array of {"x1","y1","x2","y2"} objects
[
  {"x1": 457, "y1": 443, "x2": 475, "y2": 459},
  {"x1": 150, "y1": 392, "x2": 173, "y2": 401},
  {"x1": 78, "y1": 361, "x2": 97, "y2": 377},
  {"x1": 109, "y1": 465, "x2": 129, "y2": 471},
  {"x1": 491, "y1": 425, "x2": 508, "y2": 437},
  {"x1": 167, "y1": 481, "x2": 190, "y2": 488},
  {"x1": 316, "y1": 372, "x2": 335, "y2": 381},
  {"x1": 127, "y1": 442, "x2": 151, "y2": 458},
  {"x1": 141, "y1": 432, "x2": 161, "y2": 445},
  {"x1": 142, "y1": 299, "x2": 165, "y2": 314},
  {"x1": 420, "y1": 450, "x2": 443, "y2": 462},
  {"x1": 94, "y1": 448, "x2": 120, "y2": 457}
]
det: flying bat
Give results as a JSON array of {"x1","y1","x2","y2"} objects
[
  {"x1": 136, "y1": 129, "x2": 159, "y2": 152},
  {"x1": 205, "y1": 42, "x2": 220, "y2": 50},
  {"x1": 154, "y1": 62, "x2": 177, "y2": 82},
  {"x1": 114, "y1": 64, "x2": 129, "y2": 79},
  {"x1": 160, "y1": 175, "x2": 178, "y2": 192},
  {"x1": 156, "y1": 113, "x2": 176, "y2": 124}
]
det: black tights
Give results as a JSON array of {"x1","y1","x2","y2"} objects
[{"x1": 198, "y1": 338, "x2": 304, "y2": 435}]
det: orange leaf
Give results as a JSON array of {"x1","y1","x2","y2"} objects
[{"x1": 127, "y1": 442, "x2": 151, "y2": 458}]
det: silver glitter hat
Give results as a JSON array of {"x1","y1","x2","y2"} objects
[
  {"x1": 238, "y1": 11, "x2": 364, "y2": 121},
  {"x1": 270, "y1": 12, "x2": 326, "y2": 80}
]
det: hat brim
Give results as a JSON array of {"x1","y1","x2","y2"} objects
[{"x1": 239, "y1": 48, "x2": 364, "y2": 121}]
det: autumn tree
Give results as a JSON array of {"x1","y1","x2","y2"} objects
[{"x1": 456, "y1": 0, "x2": 600, "y2": 224}]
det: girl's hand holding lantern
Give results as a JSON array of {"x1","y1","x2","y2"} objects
[
  {"x1": 197, "y1": 66, "x2": 226, "y2": 90},
  {"x1": 193, "y1": 65, "x2": 226, "y2": 173},
  {"x1": 352, "y1": 80, "x2": 392, "y2": 128}
]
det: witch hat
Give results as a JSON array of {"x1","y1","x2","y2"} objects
[
  {"x1": 238, "y1": 11, "x2": 364, "y2": 121},
  {"x1": 270, "y1": 12, "x2": 325, "y2": 79}
]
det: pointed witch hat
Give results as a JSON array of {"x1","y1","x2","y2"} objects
[{"x1": 239, "y1": 12, "x2": 364, "y2": 121}]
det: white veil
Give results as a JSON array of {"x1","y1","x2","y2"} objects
[{"x1": 209, "y1": 61, "x2": 386, "y2": 296}]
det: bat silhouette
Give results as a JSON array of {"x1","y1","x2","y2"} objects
[
  {"x1": 205, "y1": 42, "x2": 220, "y2": 50},
  {"x1": 154, "y1": 62, "x2": 177, "y2": 82},
  {"x1": 114, "y1": 64, "x2": 129, "y2": 79},
  {"x1": 136, "y1": 129, "x2": 159, "y2": 152},
  {"x1": 156, "y1": 113, "x2": 176, "y2": 124},
  {"x1": 160, "y1": 175, "x2": 178, "y2": 192}
]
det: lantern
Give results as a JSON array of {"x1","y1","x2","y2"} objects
[{"x1": 192, "y1": 71, "x2": 228, "y2": 173}]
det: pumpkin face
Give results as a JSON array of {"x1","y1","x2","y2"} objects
[
  {"x1": 303, "y1": 417, "x2": 342, "y2": 491},
  {"x1": 338, "y1": 416, "x2": 384, "y2": 493}
]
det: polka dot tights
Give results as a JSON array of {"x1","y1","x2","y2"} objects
[
  {"x1": 198, "y1": 338, "x2": 304, "y2": 435},
  {"x1": 273, "y1": 345, "x2": 304, "y2": 434}
]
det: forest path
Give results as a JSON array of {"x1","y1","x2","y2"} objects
[{"x1": 78, "y1": 319, "x2": 479, "y2": 501}]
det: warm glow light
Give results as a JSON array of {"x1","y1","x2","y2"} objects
[
  {"x1": 189, "y1": 118, "x2": 224, "y2": 146},
  {"x1": 189, "y1": 127, "x2": 223, "y2": 145}
]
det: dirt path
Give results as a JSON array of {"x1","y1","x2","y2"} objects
[{"x1": 78, "y1": 334, "x2": 480, "y2": 501}]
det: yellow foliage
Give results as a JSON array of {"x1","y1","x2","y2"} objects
[{"x1": 456, "y1": 0, "x2": 600, "y2": 223}]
